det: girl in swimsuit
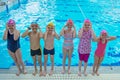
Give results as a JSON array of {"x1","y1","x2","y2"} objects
[
  {"x1": 92, "y1": 30, "x2": 116, "y2": 76},
  {"x1": 60, "y1": 19, "x2": 76, "y2": 74},
  {"x1": 3, "y1": 19, "x2": 27, "y2": 76}
]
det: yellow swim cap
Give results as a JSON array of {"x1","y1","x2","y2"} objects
[{"x1": 47, "y1": 22, "x2": 54, "y2": 28}]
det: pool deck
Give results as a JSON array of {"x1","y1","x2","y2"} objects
[{"x1": 0, "y1": 66, "x2": 120, "y2": 80}]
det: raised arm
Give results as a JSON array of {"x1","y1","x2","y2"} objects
[
  {"x1": 21, "y1": 28, "x2": 30, "y2": 38},
  {"x1": 14, "y1": 30, "x2": 20, "y2": 41},
  {"x1": 91, "y1": 29, "x2": 97, "y2": 41},
  {"x1": 3, "y1": 24, "x2": 9, "y2": 40},
  {"x1": 60, "y1": 25, "x2": 66, "y2": 36},
  {"x1": 53, "y1": 31, "x2": 60, "y2": 40},
  {"x1": 72, "y1": 25, "x2": 76, "y2": 38},
  {"x1": 38, "y1": 27, "x2": 43, "y2": 38},
  {"x1": 78, "y1": 28, "x2": 83, "y2": 38},
  {"x1": 3, "y1": 30, "x2": 8, "y2": 40}
]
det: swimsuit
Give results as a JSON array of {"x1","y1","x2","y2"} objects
[
  {"x1": 7, "y1": 31, "x2": 20, "y2": 53},
  {"x1": 31, "y1": 48, "x2": 42, "y2": 56},
  {"x1": 63, "y1": 30, "x2": 73, "y2": 49},
  {"x1": 95, "y1": 39, "x2": 107, "y2": 57},
  {"x1": 44, "y1": 48, "x2": 55, "y2": 55}
]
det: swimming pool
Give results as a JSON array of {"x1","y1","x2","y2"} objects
[{"x1": 0, "y1": 0, "x2": 120, "y2": 68}]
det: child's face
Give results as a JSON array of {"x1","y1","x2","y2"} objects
[
  {"x1": 67, "y1": 24, "x2": 72, "y2": 30},
  {"x1": 84, "y1": 23, "x2": 91, "y2": 31},
  {"x1": 31, "y1": 24, "x2": 38, "y2": 32},
  {"x1": 101, "y1": 33, "x2": 107, "y2": 39},
  {"x1": 8, "y1": 24, "x2": 15, "y2": 31},
  {"x1": 47, "y1": 26, "x2": 54, "y2": 34}
]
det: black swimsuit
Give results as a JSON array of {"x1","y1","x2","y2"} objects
[{"x1": 7, "y1": 31, "x2": 20, "y2": 53}]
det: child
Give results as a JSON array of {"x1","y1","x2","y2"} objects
[
  {"x1": 78, "y1": 19, "x2": 96, "y2": 76},
  {"x1": 3, "y1": 19, "x2": 27, "y2": 76},
  {"x1": 92, "y1": 30, "x2": 116, "y2": 76},
  {"x1": 60, "y1": 19, "x2": 76, "y2": 74},
  {"x1": 21, "y1": 22, "x2": 43, "y2": 76},
  {"x1": 43, "y1": 22, "x2": 60, "y2": 76}
]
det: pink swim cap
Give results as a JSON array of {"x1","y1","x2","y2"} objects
[
  {"x1": 101, "y1": 30, "x2": 107, "y2": 34},
  {"x1": 7, "y1": 19, "x2": 15, "y2": 25},
  {"x1": 84, "y1": 19, "x2": 90, "y2": 23},
  {"x1": 66, "y1": 19, "x2": 73, "y2": 25}
]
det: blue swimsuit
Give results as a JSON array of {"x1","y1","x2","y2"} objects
[{"x1": 7, "y1": 31, "x2": 20, "y2": 53}]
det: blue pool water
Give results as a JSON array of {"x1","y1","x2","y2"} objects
[{"x1": 0, "y1": 0, "x2": 120, "y2": 68}]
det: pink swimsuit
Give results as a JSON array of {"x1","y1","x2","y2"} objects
[
  {"x1": 63, "y1": 30, "x2": 73, "y2": 49},
  {"x1": 95, "y1": 39, "x2": 107, "y2": 57}
]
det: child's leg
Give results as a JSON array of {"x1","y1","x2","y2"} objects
[
  {"x1": 83, "y1": 54, "x2": 90, "y2": 76},
  {"x1": 49, "y1": 55, "x2": 54, "y2": 76},
  {"x1": 8, "y1": 50, "x2": 21, "y2": 76},
  {"x1": 43, "y1": 55, "x2": 48, "y2": 76},
  {"x1": 38, "y1": 55, "x2": 42, "y2": 76},
  {"x1": 16, "y1": 49, "x2": 27, "y2": 74},
  {"x1": 95, "y1": 57, "x2": 103, "y2": 76},
  {"x1": 32, "y1": 55, "x2": 37, "y2": 76},
  {"x1": 78, "y1": 60, "x2": 82, "y2": 76},
  {"x1": 62, "y1": 48, "x2": 67, "y2": 74},
  {"x1": 68, "y1": 48, "x2": 73, "y2": 74},
  {"x1": 92, "y1": 55, "x2": 99, "y2": 75},
  {"x1": 83, "y1": 62, "x2": 88, "y2": 76},
  {"x1": 78, "y1": 53, "x2": 83, "y2": 76}
]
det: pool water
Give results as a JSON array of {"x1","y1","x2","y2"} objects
[{"x1": 0, "y1": 0, "x2": 120, "y2": 68}]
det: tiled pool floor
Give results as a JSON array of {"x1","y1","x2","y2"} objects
[{"x1": 0, "y1": 66, "x2": 120, "y2": 80}]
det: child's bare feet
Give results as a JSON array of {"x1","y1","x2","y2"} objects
[
  {"x1": 43, "y1": 71, "x2": 47, "y2": 76},
  {"x1": 92, "y1": 72, "x2": 95, "y2": 76},
  {"x1": 68, "y1": 70, "x2": 71, "y2": 74},
  {"x1": 16, "y1": 70, "x2": 21, "y2": 76},
  {"x1": 39, "y1": 71, "x2": 43, "y2": 76},
  {"x1": 78, "y1": 72, "x2": 81, "y2": 76},
  {"x1": 61, "y1": 70, "x2": 65, "y2": 74},
  {"x1": 49, "y1": 70, "x2": 53, "y2": 76},
  {"x1": 23, "y1": 69, "x2": 27, "y2": 74},
  {"x1": 84, "y1": 72, "x2": 87, "y2": 76},
  {"x1": 96, "y1": 72, "x2": 100, "y2": 76},
  {"x1": 32, "y1": 69, "x2": 38, "y2": 76}
]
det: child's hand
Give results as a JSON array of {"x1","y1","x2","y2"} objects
[
  {"x1": 27, "y1": 27, "x2": 31, "y2": 30},
  {"x1": 117, "y1": 36, "x2": 120, "y2": 39},
  {"x1": 6, "y1": 24, "x2": 9, "y2": 30},
  {"x1": 38, "y1": 27, "x2": 41, "y2": 32}
]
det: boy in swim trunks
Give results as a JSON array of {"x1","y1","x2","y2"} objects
[
  {"x1": 43, "y1": 22, "x2": 60, "y2": 76},
  {"x1": 60, "y1": 19, "x2": 76, "y2": 74},
  {"x1": 92, "y1": 30, "x2": 116, "y2": 76},
  {"x1": 22, "y1": 22, "x2": 43, "y2": 76},
  {"x1": 78, "y1": 19, "x2": 96, "y2": 76},
  {"x1": 3, "y1": 19, "x2": 27, "y2": 76}
]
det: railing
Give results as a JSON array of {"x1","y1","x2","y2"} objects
[{"x1": 0, "y1": 0, "x2": 22, "y2": 13}]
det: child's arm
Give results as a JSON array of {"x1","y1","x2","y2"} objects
[
  {"x1": 3, "y1": 24, "x2": 9, "y2": 40},
  {"x1": 91, "y1": 29, "x2": 97, "y2": 41},
  {"x1": 53, "y1": 31, "x2": 60, "y2": 40},
  {"x1": 44, "y1": 32, "x2": 48, "y2": 41},
  {"x1": 78, "y1": 28, "x2": 83, "y2": 38},
  {"x1": 38, "y1": 27, "x2": 43, "y2": 38},
  {"x1": 107, "y1": 36, "x2": 116, "y2": 41},
  {"x1": 14, "y1": 30, "x2": 20, "y2": 41},
  {"x1": 72, "y1": 25, "x2": 76, "y2": 38},
  {"x1": 60, "y1": 25, "x2": 66, "y2": 36},
  {"x1": 21, "y1": 28, "x2": 30, "y2": 38},
  {"x1": 3, "y1": 30, "x2": 8, "y2": 40}
]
